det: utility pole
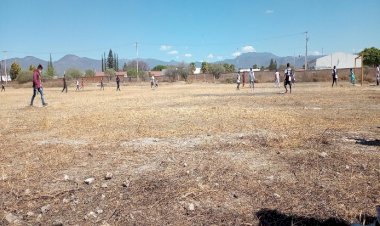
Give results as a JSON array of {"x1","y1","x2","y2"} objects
[
  {"x1": 305, "y1": 31, "x2": 308, "y2": 71},
  {"x1": 135, "y1": 42, "x2": 139, "y2": 81}
]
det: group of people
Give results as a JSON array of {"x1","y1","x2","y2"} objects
[
  {"x1": 236, "y1": 68, "x2": 255, "y2": 90},
  {"x1": 236, "y1": 63, "x2": 295, "y2": 93},
  {"x1": 27, "y1": 63, "x2": 379, "y2": 107}
]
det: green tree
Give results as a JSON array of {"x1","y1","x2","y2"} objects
[
  {"x1": 360, "y1": 47, "x2": 380, "y2": 67},
  {"x1": 152, "y1": 65, "x2": 167, "y2": 71},
  {"x1": 189, "y1": 62, "x2": 196, "y2": 75},
  {"x1": 16, "y1": 70, "x2": 33, "y2": 84},
  {"x1": 222, "y1": 63, "x2": 235, "y2": 73},
  {"x1": 201, "y1": 61, "x2": 208, "y2": 73},
  {"x1": 105, "y1": 68, "x2": 116, "y2": 78},
  {"x1": 85, "y1": 69, "x2": 95, "y2": 77},
  {"x1": 268, "y1": 58, "x2": 277, "y2": 71},
  {"x1": 208, "y1": 64, "x2": 225, "y2": 79},
  {"x1": 46, "y1": 54, "x2": 55, "y2": 78},
  {"x1": 10, "y1": 62, "x2": 21, "y2": 80},
  {"x1": 29, "y1": 65, "x2": 36, "y2": 71},
  {"x1": 107, "y1": 49, "x2": 114, "y2": 69},
  {"x1": 66, "y1": 68, "x2": 83, "y2": 79},
  {"x1": 101, "y1": 56, "x2": 104, "y2": 72},
  {"x1": 253, "y1": 64, "x2": 258, "y2": 69}
]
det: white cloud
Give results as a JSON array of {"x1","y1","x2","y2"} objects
[
  {"x1": 160, "y1": 45, "x2": 172, "y2": 51},
  {"x1": 184, "y1": 53, "x2": 192, "y2": 57},
  {"x1": 265, "y1": 9, "x2": 274, "y2": 14},
  {"x1": 232, "y1": 52, "x2": 242, "y2": 57},
  {"x1": 241, "y1": 45, "x2": 256, "y2": 53},
  {"x1": 216, "y1": 56, "x2": 223, "y2": 60},
  {"x1": 207, "y1": 54, "x2": 214, "y2": 59},
  {"x1": 168, "y1": 50, "x2": 178, "y2": 55}
]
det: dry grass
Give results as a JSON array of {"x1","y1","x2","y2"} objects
[{"x1": 0, "y1": 82, "x2": 379, "y2": 225}]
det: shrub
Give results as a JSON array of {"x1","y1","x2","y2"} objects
[{"x1": 16, "y1": 71, "x2": 33, "y2": 84}]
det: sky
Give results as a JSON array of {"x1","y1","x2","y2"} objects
[{"x1": 1, "y1": 0, "x2": 379, "y2": 62}]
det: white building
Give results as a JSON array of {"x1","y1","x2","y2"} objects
[
  {"x1": 311, "y1": 52, "x2": 361, "y2": 70},
  {"x1": 194, "y1": 67, "x2": 201, "y2": 74}
]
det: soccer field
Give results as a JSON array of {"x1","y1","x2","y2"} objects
[{"x1": 0, "y1": 82, "x2": 379, "y2": 225}]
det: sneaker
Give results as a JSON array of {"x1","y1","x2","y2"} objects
[{"x1": 43, "y1": 103, "x2": 48, "y2": 107}]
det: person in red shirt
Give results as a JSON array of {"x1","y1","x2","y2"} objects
[{"x1": 30, "y1": 64, "x2": 48, "y2": 106}]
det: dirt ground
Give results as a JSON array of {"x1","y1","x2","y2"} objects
[{"x1": 0, "y1": 82, "x2": 379, "y2": 226}]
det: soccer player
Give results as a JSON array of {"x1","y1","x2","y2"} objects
[{"x1": 284, "y1": 63, "x2": 293, "y2": 94}]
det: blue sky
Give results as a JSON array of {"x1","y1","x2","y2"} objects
[{"x1": 1, "y1": 0, "x2": 379, "y2": 62}]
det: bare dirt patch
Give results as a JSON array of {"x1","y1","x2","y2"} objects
[{"x1": 0, "y1": 82, "x2": 379, "y2": 225}]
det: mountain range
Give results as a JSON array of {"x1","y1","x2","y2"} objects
[{"x1": 4, "y1": 53, "x2": 322, "y2": 75}]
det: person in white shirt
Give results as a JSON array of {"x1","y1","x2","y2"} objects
[
  {"x1": 76, "y1": 80, "x2": 80, "y2": 91},
  {"x1": 249, "y1": 68, "x2": 255, "y2": 90},
  {"x1": 236, "y1": 71, "x2": 241, "y2": 90},
  {"x1": 376, "y1": 65, "x2": 379, "y2": 86},
  {"x1": 151, "y1": 75, "x2": 155, "y2": 89},
  {"x1": 274, "y1": 70, "x2": 280, "y2": 88}
]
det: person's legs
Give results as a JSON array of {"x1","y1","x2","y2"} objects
[
  {"x1": 284, "y1": 82, "x2": 288, "y2": 93},
  {"x1": 289, "y1": 83, "x2": 292, "y2": 93},
  {"x1": 38, "y1": 88, "x2": 46, "y2": 105},
  {"x1": 30, "y1": 88, "x2": 37, "y2": 105}
]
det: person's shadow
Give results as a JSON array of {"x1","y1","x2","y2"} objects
[{"x1": 256, "y1": 209, "x2": 377, "y2": 226}]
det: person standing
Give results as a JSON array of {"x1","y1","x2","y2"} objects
[
  {"x1": 284, "y1": 63, "x2": 293, "y2": 94},
  {"x1": 249, "y1": 68, "x2": 255, "y2": 91},
  {"x1": 151, "y1": 75, "x2": 155, "y2": 89},
  {"x1": 30, "y1": 64, "x2": 47, "y2": 106},
  {"x1": 350, "y1": 68, "x2": 356, "y2": 85},
  {"x1": 274, "y1": 70, "x2": 280, "y2": 88},
  {"x1": 376, "y1": 65, "x2": 379, "y2": 86},
  {"x1": 236, "y1": 71, "x2": 241, "y2": 90},
  {"x1": 332, "y1": 66, "x2": 338, "y2": 87},
  {"x1": 61, "y1": 74, "x2": 68, "y2": 93},
  {"x1": 100, "y1": 77, "x2": 105, "y2": 90},
  {"x1": 76, "y1": 79, "x2": 80, "y2": 91},
  {"x1": 116, "y1": 75, "x2": 121, "y2": 91},
  {"x1": 242, "y1": 71, "x2": 246, "y2": 87}
]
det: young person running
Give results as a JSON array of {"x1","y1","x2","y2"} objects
[
  {"x1": 284, "y1": 63, "x2": 293, "y2": 94},
  {"x1": 30, "y1": 64, "x2": 48, "y2": 106},
  {"x1": 332, "y1": 66, "x2": 338, "y2": 87}
]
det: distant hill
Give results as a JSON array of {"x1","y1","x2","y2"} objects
[{"x1": 6, "y1": 52, "x2": 321, "y2": 75}]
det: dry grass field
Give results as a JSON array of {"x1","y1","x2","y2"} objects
[{"x1": 0, "y1": 82, "x2": 379, "y2": 225}]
